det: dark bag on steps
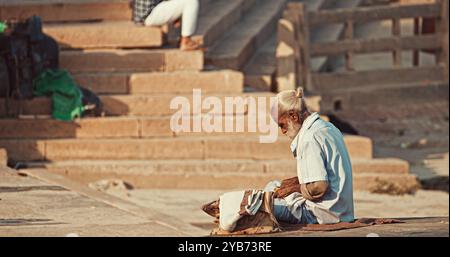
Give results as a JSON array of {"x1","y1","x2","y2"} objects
[
  {"x1": 0, "y1": 15, "x2": 59, "y2": 100},
  {"x1": 80, "y1": 87, "x2": 104, "y2": 118}
]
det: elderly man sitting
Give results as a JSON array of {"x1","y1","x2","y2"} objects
[{"x1": 267, "y1": 87, "x2": 355, "y2": 225}]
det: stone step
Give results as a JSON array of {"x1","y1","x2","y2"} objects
[
  {"x1": 23, "y1": 162, "x2": 416, "y2": 191},
  {"x1": 0, "y1": 92, "x2": 321, "y2": 117},
  {"x1": 0, "y1": 0, "x2": 131, "y2": 22},
  {"x1": 38, "y1": 0, "x2": 213, "y2": 48},
  {"x1": 319, "y1": 81, "x2": 449, "y2": 113},
  {"x1": 206, "y1": 0, "x2": 287, "y2": 70},
  {"x1": 192, "y1": 0, "x2": 256, "y2": 48},
  {"x1": 24, "y1": 158, "x2": 409, "y2": 176},
  {"x1": 60, "y1": 49, "x2": 203, "y2": 73},
  {"x1": 0, "y1": 135, "x2": 372, "y2": 162},
  {"x1": 43, "y1": 21, "x2": 163, "y2": 49},
  {"x1": 0, "y1": 111, "x2": 332, "y2": 140},
  {"x1": 243, "y1": 36, "x2": 277, "y2": 91},
  {"x1": 73, "y1": 70, "x2": 243, "y2": 95}
]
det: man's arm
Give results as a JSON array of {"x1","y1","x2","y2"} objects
[
  {"x1": 297, "y1": 138, "x2": 329, "y2": 201},
  {"x1": 300, "y1": 181, "x2": 328, "y2": 201},
  {"x1": 273, "y1": 177, "x2": 328, "y2": 201}
]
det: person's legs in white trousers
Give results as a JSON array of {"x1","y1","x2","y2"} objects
[{"x1": 144, "y1": 0, "x2": 200, "y2": 50}]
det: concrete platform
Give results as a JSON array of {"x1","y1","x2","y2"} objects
[
  {"x1": 0, "y1": 167, "x2": 204, "y2": 236},
  {"x1": 0, "y1": 167, "x2": 446, "y2": 236}
]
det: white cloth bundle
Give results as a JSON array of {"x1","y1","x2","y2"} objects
[{"x1": 219, "y1": 189, "x2": 264, "y2": 231}]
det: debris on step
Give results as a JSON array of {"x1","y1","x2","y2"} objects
[
  {"x1": 368, "y1": 177, "x2": 420, "y2": 195},
  {"x1": 400, "y1": 138, "x2": 428, "y2": 149},
  {"x1": 88, "y1": 179, "x2": 134, "y2": 196}
]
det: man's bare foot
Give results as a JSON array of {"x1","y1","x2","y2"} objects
[{"x1": 180, "y1": 36, "x2": 202, "y2": 51}]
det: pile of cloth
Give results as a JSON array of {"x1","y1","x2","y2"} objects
[
  {"x1": 202, "y1": 177, "x2": 403, "y2": 236},
  {"x1": 203, "y1": 190, "x2": 280, "y2": 235}
]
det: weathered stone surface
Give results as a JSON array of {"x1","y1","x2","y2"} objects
[
  {"x1": 130, "y1": 71, "x2": 243, "y2": 94},
  {"x1": 0, "y1": 148, "x2": 7, "y2": 166},
  {"x1": 0, "y1": 140, "x2": 46, "y2": 161},
  {"x1": 165, "y1": 50, "x2": 204, "y2": 72},
  {"x1": 344, "y1": 135, "x2": 373, "y2": 159},
  {"x1": 74, "y1": 73, "x2": 129, "y2": 94},
  {"x1": 70, "y1": 70, "x2": 243, "y2": 95},
  {"x1": 0, "y1": 118, "x2": 139, "y2": 139},
  {"x1": 44, "y1": 139, "x2": 204, "y2": 160},
  {"x1": 192, "y1": 0, "x2": 247, "y2": 47},
  {"x1": 1, "y1": 93, "x2": 322, "y2": 117},
  {"x1": 352, "y1": 158, "x2": 409, "y2": 174},
  {"x1": 356, "y1": 173, "x2": 420, "y2": 194},
  {"x1": 140, "y1": 118, "x2": 174, "y2": 137},
  {"x1": 0, "y1": 97, "x2": 51, "y2": 117},
  {"x1": 264, "y1": 158, "x2": 409, "y2": 175},
  {"x1": 60, "y1": 50, "x2": 165, "y2": 73},
  {"x1": 244, "y1": 74, "x2": 273, "y2": 91},
  {"x1": 0, "y1": 0, "x2": 131, "y2": 22},
  {"x1": 37, "y1": 161, "x2": 416, "y2": 191},
  {"x1": 206, "y1": 0, "x2": 286, "y2": 70},
  {"x1": 60, "y1": 49, "x2": 203, "y2": 73},
  {"x1": 44, "y1": 21, "x2": 162, "y2": 49},
  {"x1": 204, "y1": 137, "x2": 293, "y2": 160}
]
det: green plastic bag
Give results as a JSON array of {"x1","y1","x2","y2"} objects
[
  {"x1": 0, "y1": 22, "x2": 6, "y2": 34},
  {"x1": 33, "y1": 69, "x2": 84, "y2": 121}
]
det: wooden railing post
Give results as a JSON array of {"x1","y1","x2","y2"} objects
[
  {"x1": 413, "y1": 17, "x2": 421, "y2": 66},
  {"x1": 285, "y1": 2, "x2": 312, "y2": 90},
  {"x1": 276, "y1": 3, "x2": 305, "y2": 92},
  {"x1": 289, "y1": 3, "x2": 312, "y2": 91},
  {"x1": 344, "y1": 20, "x2": 354, "y2": 71},
  {"x1": 392, "y1": 18, "x2": 402, "y2": 67},
  {"x1": 439, "y1": 0, "x2": 449, "y2": 82},
  {"x1": 294, "y1": 1, "x2": 445, "y2": 92},
  {"x1": 276, "y1": 17, "x2": 299, "y2": 91}
]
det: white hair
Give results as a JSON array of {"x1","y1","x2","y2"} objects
[{"x1": 275, "y1": 87, "x2": 308, "y2": 117}]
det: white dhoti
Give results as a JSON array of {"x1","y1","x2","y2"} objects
[{"x1": 144, "y1": 0, "x2": 199, "y2": 37}]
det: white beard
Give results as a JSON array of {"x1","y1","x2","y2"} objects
[{"x1": 286, "y1": 119, "x2": 301, "y2": 140}]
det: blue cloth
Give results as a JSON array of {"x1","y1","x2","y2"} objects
[
  {"x1": 263, "y1": 181, "x2": 317, "y2": 224},
  {"x1": 274, "y1": 197, "x2": 318, "y2": 224}
]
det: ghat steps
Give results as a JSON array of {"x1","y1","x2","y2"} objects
[{"x1": 0, "y1": 0, "x2": 418, "y2": 191}]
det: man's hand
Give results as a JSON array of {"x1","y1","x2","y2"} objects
[
  {"x1": 272, "y1": 176, "x2": 328, "y2": 201},
  {"x1": 273, "y1": 176, "x2": 301, "y2": 198},
  {"x1": 301, "y1": 181, "x2": 329, "y2": 201}
]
